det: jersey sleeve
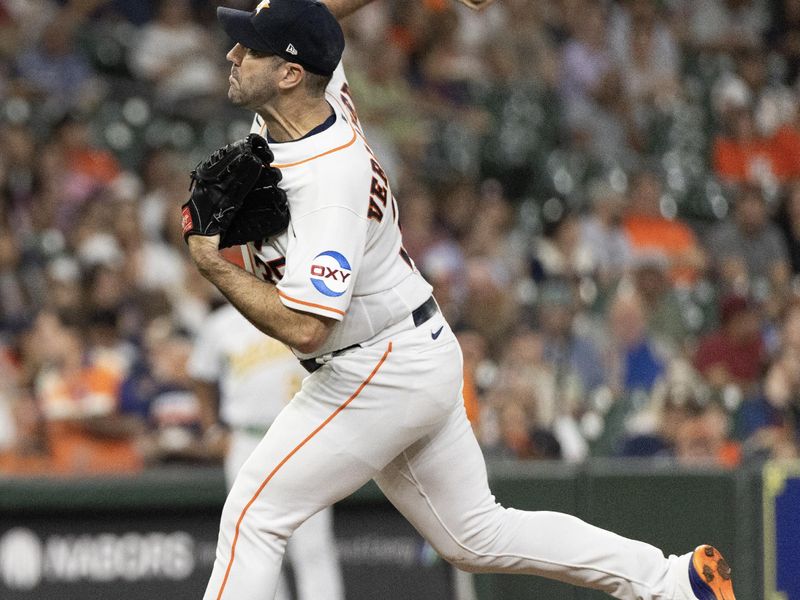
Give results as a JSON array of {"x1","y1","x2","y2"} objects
[
  {"x1": 276, "y1": 204, "x2": 368, "y2": 321},
  {"x1": 187, "y1": 314, "x2": 224, "y2": 382}
]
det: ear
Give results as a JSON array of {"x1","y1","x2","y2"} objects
[{"x1": 278, "y1": 62, "x2": 305, "y2": 92}]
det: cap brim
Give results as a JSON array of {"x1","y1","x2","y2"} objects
[{"x1": 217, "y1": 6, "x2": 276, "y2": 54}]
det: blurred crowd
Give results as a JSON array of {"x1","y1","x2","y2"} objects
[{"x1": 1, "y1": 0, "x2": 799, "y2": 476}]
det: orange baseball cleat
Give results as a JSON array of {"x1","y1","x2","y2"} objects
[{"x1": 688, "y1": 545, "x2": 736, "y2": 600}]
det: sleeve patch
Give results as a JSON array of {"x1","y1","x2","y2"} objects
[{"x1": 309, "y1": 250, "x2": 352, "y2": 297}]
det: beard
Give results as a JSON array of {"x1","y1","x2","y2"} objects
[{"x1": 227, "y1": 68, "x2": 278, "y2": 111}]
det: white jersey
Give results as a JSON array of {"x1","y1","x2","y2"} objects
[
  {"x1": 187, "y1": 304, "x2": 305, "y2": 428},
  {"x1": 242, "y1": 63, "x2": 432, "y2": 359}
]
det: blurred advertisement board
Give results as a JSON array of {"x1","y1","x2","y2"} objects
[
  {"x1": 763, "y1": 460, "x2": 800, "y2": 600},
  {"x1": 0, "y1": 504, "x2": 452, "y2": 599}
]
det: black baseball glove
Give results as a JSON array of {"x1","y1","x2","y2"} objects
[{"x1": 181, "y1": 133, "x2": 289, "y2": 249}]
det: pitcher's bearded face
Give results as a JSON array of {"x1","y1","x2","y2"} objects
[{"x1": 226, "y1": 43, "x2": 280, "y2": 110}]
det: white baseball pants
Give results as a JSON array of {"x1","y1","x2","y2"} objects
[
  {"x1": 225, "y1": 430, "x2": 344, "y2": 600},
  {"x1": 204, "y1": 312, "x2": 694, "y2": 600}
]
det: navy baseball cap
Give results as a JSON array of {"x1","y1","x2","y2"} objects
[{"x1": 217, "y1": 0, "x2": 344, "y2": 77}]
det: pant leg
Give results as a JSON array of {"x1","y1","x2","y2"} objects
[
  {"x1": 286, "y1": 507, "x2": 344, "y2": 600},
  {"x1": 374, "y1": 403, "x2": 689, "y2": 600},
  {"x1": 204, "y1": 333, "x2": 461, "y2": 600},
  {"x1": 225, "y1": 430, "x2": 344, "y2": 600},
  {"x1": 205, "y1": 402, "x2": 376, "y2": 600}
]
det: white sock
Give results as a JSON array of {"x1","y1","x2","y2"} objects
[{"x1": 668, "y1": 552, "x2": 696, "y2": 600}]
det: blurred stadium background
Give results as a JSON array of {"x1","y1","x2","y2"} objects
[{"x1": 0, "y1": 0, "x2": 798, "y2": 598}]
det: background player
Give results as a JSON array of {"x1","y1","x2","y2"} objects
[
  {"x1": 183, "y1": 1, "x2": 736, "y2": 600},
  {"x1": 187, "y1": 249, "x2": 344, "y2": 600}
]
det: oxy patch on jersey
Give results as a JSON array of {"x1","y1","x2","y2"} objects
[{"x1": 310, "y1": 251, "x2": 352, "y2": 297}]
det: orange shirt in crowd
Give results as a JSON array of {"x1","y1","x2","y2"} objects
[
  {"x1": 622, "y1": 215, "x2": 701, "y2": 284},
  {"x1": 44, "y1": 420, "x2": 142, "y2": 475},
  {"x1": 2, "y1": 361, "x2": 143, "y2": 476},
  {"x1": 66, "y1": 148, "x2": 121, "y2": 185},
  {"x1": 713, "y1": 125, "x2": 800, "y2": 184}
]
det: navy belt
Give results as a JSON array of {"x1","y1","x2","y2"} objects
[{"x1": 299, "y1": 295, "x2": 438, "y2": 374}]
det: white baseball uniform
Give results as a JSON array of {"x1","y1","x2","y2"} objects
[
  {"x1": 202, "y1": 64, "x2": 699, "y2": 600},
  {"x1": 188, "y1": 304, "x2": 344, "y2": 600}
]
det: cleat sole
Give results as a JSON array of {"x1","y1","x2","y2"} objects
[{"x1": 688, "y1": 545, "x2": 736, "y2": 600}]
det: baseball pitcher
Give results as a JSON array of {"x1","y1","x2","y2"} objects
[{"x1": 182, "y1": 1, "x2": 736, "y2": 599}]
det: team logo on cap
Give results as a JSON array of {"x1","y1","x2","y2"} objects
[
  {"x1": 310, "y1": 251, "x2": 351, "y2": 297},
  {"x1": 256, "y1": 0, "x2": 270, "y2": 12}
]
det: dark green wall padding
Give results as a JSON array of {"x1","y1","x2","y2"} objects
[{"x1": 0, "y1": 459, "x2": 765, "y2": 600}]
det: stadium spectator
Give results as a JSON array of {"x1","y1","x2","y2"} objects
[
  {"x1": 129, "y1": 0, "x2": 224, "y2": 114},
  {"x1": 497, "y1": 330, "x2": 558, "y2": 426},
  {"x1": 706, "y1": 184, "x2": 790, "y2": 293},
  {"x1": 619, "y1": 372, "x2": 740, "y2": 467},
  {"x1": 47, "y1": 115, "x2": 123, "y2": 231},
  {"x1": 532, "y1": 206, "x2": 596, "y2": 281},
  {"x1": 538, "y1": 279, "x2": 606, "y2": 405},
  {"x1": 672, "y1": 401, "x2": 740, "y2": 467},
  {"x1": 399, "y1": 183, "x2": 445, "y2": 264},
  {"x1": 120, "y1": 316, "x2": 215, "y2": 465},
  {"x1": 17, "y1": 310, "x2": 141, "y2": 474},
  {"x1": 622, "y1": 169, "x2": 707, "y2": 285},
  {"x1": 138, "y1": 147, "x2": 187, "y2": 237},
  {"x1": 115, "y1": 196, "x2": 187, "y2": 295},
  {"x1": 1, "y1": 124, "x2": 38, "y2": 226},
  {"x1": 460, "y1": 256, "x2": 519, "y2": 353},
  {"x1": 560, "y1": 0, "x2": 637, "y2": 165},
  {"x1": 579, "y1": 179, "x2": 634, "y2": 285},
  {"x1": 618, "y1": 364, "x2": 696, "y2": 458},
  {"x1": 763, "y1": 303, "x2": 800, "y2": 436},
  {"x1": 420, "y1": 8, "x2": 486, "y2": 101},
  {"x1": 345, "y1": 38, "x2": 430, "y2": 157},
  {"x1": 712, "y1": 89, "x2": 800, "y2": 187},
  {"x1": 728, "y1": 47, "x2": 797, "y2": 138},
  {"x1": 495, "y1": 391, "x2": 563, "y2": 460},
  {"x1": 609, "y1": 0, "x2": 681, "y2": 133},
  {"x1": 480, "y1": 327, "x2": 590, "y2": 462},
  {"x1": 560, "y1": 0, "x2": 613, "y2": 117},
  {"x1": 13, "y1": 16, "x2": 97, "y2": 115},
  {"x1": 694, "y1": 294, "x2": 766, "y2": 395},
  {"x1": 630, "y1": 252, "x2": 691, "y2": 352},
  {"x1": 683, "y1": 0, "x2": 770, "y2": 54},
  {"x1": 463, "y1": 180, "x2": 525, "y2": 281},
  {"x1": 606, "y1": 288, "x2": 668, "y2": 396},
  {"x1": 55, "y1": 114, "x2": 121, "y2": 186},
  {"x1": 400, "y1": 184, "x2": 468, "y2": 323}
]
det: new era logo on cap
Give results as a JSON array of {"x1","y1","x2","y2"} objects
[{"x1": 286, "y1": 43, "x2": 298, "y2": 55}]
